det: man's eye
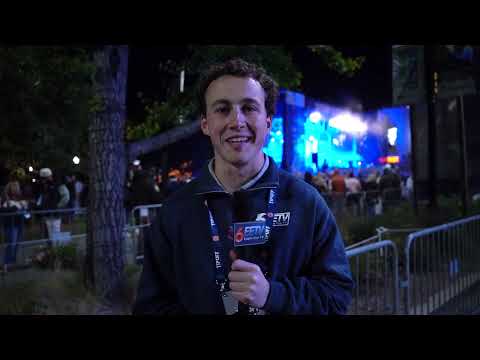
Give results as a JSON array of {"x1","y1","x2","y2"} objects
[
  {"x1": 243, "y1": 105, "x2": 257, "y2": 112},
  {"x1": 215, "y1": 107, "x2": 229, "y2": 114}
]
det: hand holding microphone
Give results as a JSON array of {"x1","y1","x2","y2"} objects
[{"x1": 228, "y1": 258, "x2": 270, "y2": 309}]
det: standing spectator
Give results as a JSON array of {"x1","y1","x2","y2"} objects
[
  {"x1": 1, "y1": 180, "x2": 28, "y2": 273},
  {"x1": 72, "y1": 173, "x2": 84, "y2": 210},
  {"x1": 313, "y1": 172, "x2": 329, "y2": 193},
  {"x1": 36, "y1": 168, "x2": 61, "y2": 239},
  {"x1": 164, "y1": 169, "x2": 183, "y2": 197},
  {"x1": 405, "y1": 175, "x2": 414, "y2": 201},
  {"x1": 303, "y1": 171, "x2": 314, "y2": 187},
  {"x1": 364, "y1": 169, "x2": 380, "y2": 216},
  {"x1": 379, "y1": 166, "x2": 402, "y2": 211},
  {"x1": 331, "y1": 170, "x2": 346, "y2": 193},
  {"x1": 345, "y1": 172, "x2": 362, "y2": 216},
  {"x1": 330, "y1": 169, "x2": 346, "y2": 215},
  {"x1": 57, "y1": 174, "x2": 71, "y2": 210}
]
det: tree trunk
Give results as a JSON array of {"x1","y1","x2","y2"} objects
[{"x1": 85, "y1": 45, "x2": 129, "y2": 314}]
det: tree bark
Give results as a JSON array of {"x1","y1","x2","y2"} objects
[{"x1": 85, "y1": 45, "x2": 129, "y2": 313}]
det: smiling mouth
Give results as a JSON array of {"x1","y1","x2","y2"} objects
[{"x1": 225, "y1": 136, "x2": 253, "y2": 144}]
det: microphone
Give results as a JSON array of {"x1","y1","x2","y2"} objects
[
  {"x1": 232, "y1": 190, "x2": 256, "y2": 315},
  {"x1": 232, "y1": 190, "x2": 252, "y2": 261}
]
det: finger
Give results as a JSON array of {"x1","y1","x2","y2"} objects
[
  {"x1": 229, "y1": 291, "x2": 250, "y2": 304},
  {"x1": 229, "y1": 281, "x2": 251, "y2": 293},
  {"x1": 228, "y1": 270, "x2": 252, "y2": 283},
  {"x1": 231, "y1": 259, "x2": 260, "y2": 272}
]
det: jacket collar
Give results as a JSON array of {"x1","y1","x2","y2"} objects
[{"x1": 194, "y1": 155, "x2": 280, "y2": 195}]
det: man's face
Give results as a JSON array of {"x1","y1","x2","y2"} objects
[{"x1": 201, "y1": 75, "x2": 272, "y2": 168}]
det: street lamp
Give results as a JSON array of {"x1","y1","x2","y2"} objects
[
  {"x1": 28, "y1": 166, "x2": 33, "y2": 172},
  {"x1": 73, "y1": 156, "x2": 80, "y2": 165}
]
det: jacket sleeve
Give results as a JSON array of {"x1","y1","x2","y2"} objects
[
  {"x1": 263, "y1": 196, "x2": 354, "y2": 315},
  {"x1": 57, "y1": 185, "x2": 70, "y2": 208},
  {"x1": 132, "y1": 210, "x2": 188, "y2": 315}
]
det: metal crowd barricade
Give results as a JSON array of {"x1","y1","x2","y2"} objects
[
  {"x1": 345, "y1": 235, "x2": 380, "y2": 251},
  {"x1": 0, "y1": 233, "x2": 88, "y2": 268},
  {"x1": 0, "y1": 207, "x2": 87, "y2": 244},
  {"x1": 323, "y1": 187, "x2": 408, "y2": 218},
  {"x1": 128, "y1": 204, "x2": 162, "y2": 263},
  {"x1": 130, "y1": 203, "x2": 163, "y2": 226},
  {"x1": 404, "y1": 215, "x2": 480, "y2": 315},
  {"x1": 346, "y1": 240, "x2": 399, "y2": 315}
]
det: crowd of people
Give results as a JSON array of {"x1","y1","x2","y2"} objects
[
  {"x1": 0, "y1": 167, "x2": 87, "y2": 273},
  {"x1": 125, "y1": 159, "x2": 195, "y2": 211},
  {"x1": 299, "y1": 164, "x2": 412, "y2": 216},
  {"x1": 1, "y1": 158, "x2": 411, "y2": 274}
]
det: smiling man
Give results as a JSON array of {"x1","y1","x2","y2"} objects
[{"x1": 133, "y1": 59, "x2": 353, "y2": 315}]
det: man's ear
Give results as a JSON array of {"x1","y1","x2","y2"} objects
[
  {"x1": 200, "y1": 116, "x2": 210, "y2": 136},
  {"x1": 266, "y1": 116, "x2": 272, "y2": 131}
]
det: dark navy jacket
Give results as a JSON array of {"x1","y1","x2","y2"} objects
[{"x1": 133, "y1": 157, "x2": 353, "y2": 315}]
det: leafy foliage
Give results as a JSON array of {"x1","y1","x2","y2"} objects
[
  {"x1": 309, "y1": 45, "x2": 365, "y2": 78},
  {"x1": 127, "y1": 45, "x2": 366, "y2": 142},
  {"x1": 0, "y1": 46, "x2": 96, "y2": 171}
]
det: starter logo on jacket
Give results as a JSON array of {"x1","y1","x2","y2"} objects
[
  {"x1": 233, "y1": 221, "x2": 268, "y2": 247},
  {"x1": 255, "y1": 212, "x2": 290, "y2": 226}
]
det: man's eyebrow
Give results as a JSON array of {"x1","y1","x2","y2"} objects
[
  {"x1": 210, "y1": 98, "x2": 261, "y2": 107},
  {"x1": 210, "y1": 99, "x2": 230, "y2": 108},
  {"x1": 242, "y1": 98, "x2": 262, "y2": 105}
]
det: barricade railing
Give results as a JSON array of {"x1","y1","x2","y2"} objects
[
  {"x1": 346, "y1": 240, "x2": 399, "y2": 315},
  {"x1": 0, "y1": 207, "x2": 87, "y2": 244},
  {"x1": 322, "y1": 188, "x2": 409, "y2": 218},
  {"x1": 404, "y1": 215, "x2": 480, "y2": 315},
  {"x1": 129, "y1": 203, "x2": 163, "y2": 226},
  {"x1": 0, "y1": 233, "x2": 88, "y2": 268}
]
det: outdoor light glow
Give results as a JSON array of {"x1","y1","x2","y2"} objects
[
  {"x1": 133, "y1": 159, "x2": 141, "y2": 166},
  {"x1": 386, "y1": 156, "x2": 400, "y2": 164},
  {"x1": 308, "y1": 111, "x2": 324, "y2": 124},
  {"x1": 328, "y1": 112, "x2": 368, "y2": 134},
  {"x1": 387, "y1": 127, "x2": 398, "y2": 146},
  {"x1": 28, "y1": 166, "x2": 33, "y2": 172},
  {"x1": 73, "y1": 156, "x2": 80, "y2": 165},
  {"x1": 32, "y1": 178, "x2": 36, "y2": 183}
]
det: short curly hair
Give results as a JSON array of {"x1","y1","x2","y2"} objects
[{"x1": 197, "y1": 58, "x2": 279, "y2": 118}]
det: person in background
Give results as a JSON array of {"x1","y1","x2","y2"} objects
[
  {"x1": 36, "y1": 168, "x2": 61, "y2": 239},
  {"x1": 345, "y1": 172, "x2": 362, "y2": 216},
  {"x1": 1, "y1": 179, "x2": 28, "y2": 273},
  {"x1": 330, "y1": 169, "x2": 346, "y2": 215},
  {"x1": 72, "y1": 173, "x2": 84, "y2": 210}
]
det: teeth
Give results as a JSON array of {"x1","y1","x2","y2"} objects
[{"x1": 227, "y1": 137, "x2": 249, "y2": 143}]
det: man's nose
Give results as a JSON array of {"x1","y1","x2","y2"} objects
[{"x1": 229, "y1": 107, "x2": 246, "y2": 128}]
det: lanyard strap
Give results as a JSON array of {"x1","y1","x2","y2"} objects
[{"x1": 206, "y1": 188, "x2": 277, "y2": 293}]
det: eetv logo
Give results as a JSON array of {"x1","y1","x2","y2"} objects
[{"x1": 255, "y1": 212, "x2": 290, "y2": 226}]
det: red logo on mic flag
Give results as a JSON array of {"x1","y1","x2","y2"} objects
[{"x1": 235, "y1": 226, "x2": 244, "y2": 243}]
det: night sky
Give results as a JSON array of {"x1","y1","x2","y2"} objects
[{"x1": 126, "y1": 45, "x2": 393, "y2": 122}]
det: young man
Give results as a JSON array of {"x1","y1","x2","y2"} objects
[{"x1": 133, "y1": 59, "x2": 353, "y2": 315}]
